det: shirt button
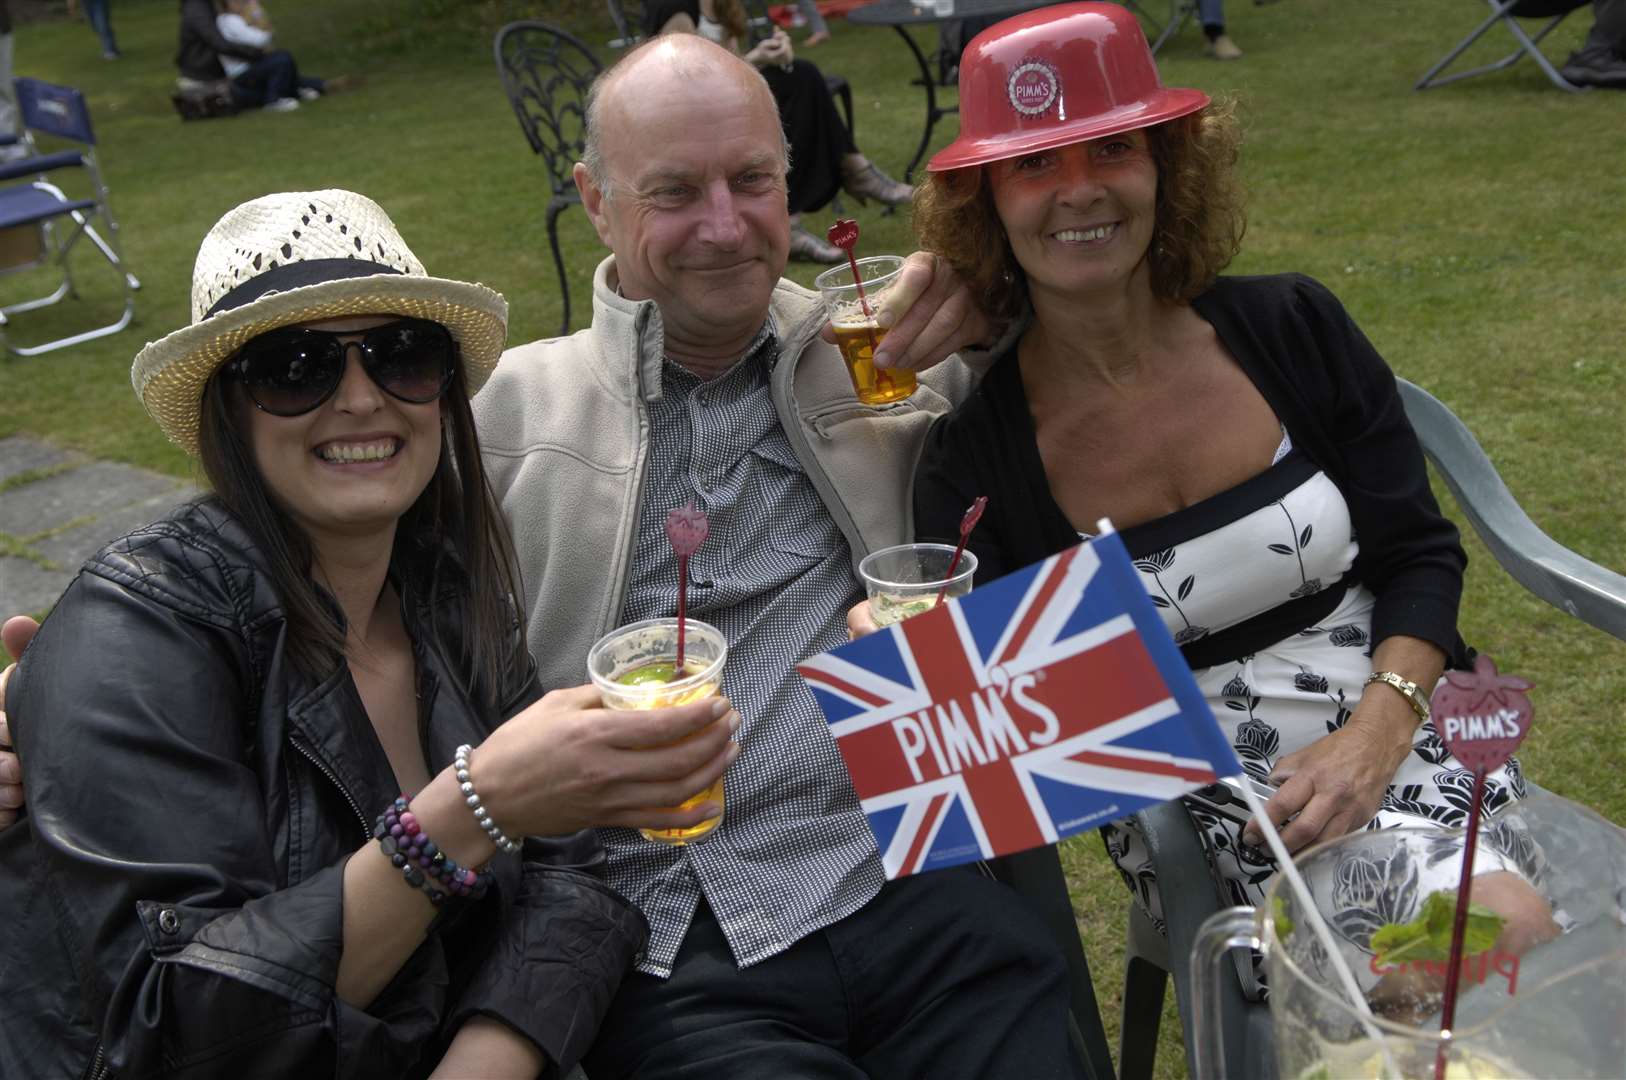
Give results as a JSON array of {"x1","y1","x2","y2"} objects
[{"x1": 158, "y1": 909, "x2": 181, "y2": 935}]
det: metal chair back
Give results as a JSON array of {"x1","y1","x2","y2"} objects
[{"x1": 493, "y1": 21, "x2": 604, "y2": 337}]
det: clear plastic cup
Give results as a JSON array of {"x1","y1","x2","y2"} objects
[
  {"x1": 587, "y1": 617, "x2": 729, "y2": 845},
  {"x1": 857, "y1": 543, "x2": 978, "y2": 626},
  {"x1": 814, "y1": 255, "x2": 919, "y2": 405}
]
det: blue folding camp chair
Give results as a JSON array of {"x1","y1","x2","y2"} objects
[{"x1": 0, "y1": 77, "x2": 139, "y2": 357}]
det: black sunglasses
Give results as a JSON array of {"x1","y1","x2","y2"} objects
[{"x1": 225, "y1": 318, "x2": 458, "y2": 417}]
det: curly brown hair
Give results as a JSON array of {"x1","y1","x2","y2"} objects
[{"x1": 913, "y1": 99, "x2": 1246, "y2": 323}]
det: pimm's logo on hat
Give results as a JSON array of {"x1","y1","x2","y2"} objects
[{"x1": 1008, "y1": 59, "x2": 1060, "y2": 117}]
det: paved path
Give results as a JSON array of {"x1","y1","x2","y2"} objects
[{"x1": 0, "y1": 436, "x2": 200, "y2": 617}]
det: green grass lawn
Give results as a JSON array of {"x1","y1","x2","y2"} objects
[{"x1": 2, "y1": 1, "x2": 1622, "y2": 1074}]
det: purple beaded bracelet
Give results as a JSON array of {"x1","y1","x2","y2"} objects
[{"x1": 374, "y1": 796, "x2": 493, "y2": 906}]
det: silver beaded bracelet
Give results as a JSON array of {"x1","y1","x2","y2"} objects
[{"x1": 454, "y1": 743, "x2": 521, "y2": 855}]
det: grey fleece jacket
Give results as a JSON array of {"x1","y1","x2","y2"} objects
[{"x1": 473, "y1": 256, "x2": 977, "y2": 692}]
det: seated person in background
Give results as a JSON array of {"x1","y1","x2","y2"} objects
[
  {"x1": 215, "y1": 0, "x2": 346, "y2": 104},
  {"x1": 176, "y1": 0, "x2": 305, "y2": 113},
  {"x1": 897, "y1": 1, "x2": 1557, "y2": 999},
  {"x1": 177, "y1": 0, "x2": 262, "y2": 101},
  {"x1": 0, "y1": 190, "x2": 737, "y2": 1078},
  {"x1": 648, "y1": 0, "x2": 914, "y2": 262},
  {"x1": 1560, "y1": 0, "x2": 1626, "y2": 88}
]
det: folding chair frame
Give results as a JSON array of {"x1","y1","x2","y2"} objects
[
  {"x1": 0, "y1": 78, "x2": 140, "y2": 357},
  {"x1": 1415, "y1": 0, "x2": 1591, "y2": 93},
  {"x1": 1121, "y1": 0, "x2": 1197, "y2": 54}
]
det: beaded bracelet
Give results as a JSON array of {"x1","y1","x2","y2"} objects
[
  {"x1": 374, "y1": 796, "x2": 493, "y2": 906},
  {"x1": 454, "y1": 743, "x2": 522, "y2": 855}
]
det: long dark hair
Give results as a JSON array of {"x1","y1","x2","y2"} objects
[{"x1": 196, "y1": 342, "x2": 526, "y2": 711}]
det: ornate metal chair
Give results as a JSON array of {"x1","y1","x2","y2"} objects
[{"x1": 494, "y1": 21, "x2": 603, "y2": 339}]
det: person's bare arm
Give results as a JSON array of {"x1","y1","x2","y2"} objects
[
  {"x1": 1243, "y1": 634, "x2": 1443, "y2": 853},
  {"x1": 432, "y1": 1016, "x2": 547, "y2": 1080}
]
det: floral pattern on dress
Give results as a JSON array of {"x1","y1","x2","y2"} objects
[
  {"x1": 1135, "y1": 548, "x2": 1209, "y2": 644},
  {"x1": 1268, "y1": 501, "x2": 1324, "y2": 599},
  {"x1": 1099, "y1": 463, "x2": 1525, "y2": 996}
]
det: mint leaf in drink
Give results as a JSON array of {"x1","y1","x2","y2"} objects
[
  {"x1": 1370, "y1": 889, "x2": 1505, "y2": 966},
  {"x1": 1272, "y1": 895, "x2": 1294, "y2": 941}
]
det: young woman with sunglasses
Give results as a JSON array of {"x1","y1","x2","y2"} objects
[{"x1": 0, "y1": 191, "x2": 740, "y2": 1079}]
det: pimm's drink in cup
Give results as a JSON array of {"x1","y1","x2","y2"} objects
[
  {"x1": 587, "y1": 617, "x2": 730, "y2": 845},
  {"x1": 814, "y1": 255, "x2": 918, "y2": 406},
  {"x1": 858, "y1": 543, "x2": 978, "y2": 626}
]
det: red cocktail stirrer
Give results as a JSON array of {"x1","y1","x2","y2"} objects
[
  {"x1": 664, "y1": 502, "x2": 710, "y2": 670},
  {"x1": 1429, "y1": 654, "x2": 1533, "y2": 1080},
  {"x1": 826, "y1": 218, "x2": 878, "y2": 350},
  {"x1": 935, "y1": 496, "x2": 988, "y2": 606}
]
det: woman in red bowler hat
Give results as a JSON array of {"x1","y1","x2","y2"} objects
[{"x1": 905, "y1": 2, "x2": 1555, "y2": 1001}]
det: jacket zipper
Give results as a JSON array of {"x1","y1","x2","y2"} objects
[
  {"x1": 82, "y1": 1043, "x2": 108, "y2": 1080},
  {"x1": 289, "y1": 738, "x2": 372, "y2": 847}
]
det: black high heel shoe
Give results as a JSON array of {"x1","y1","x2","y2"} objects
[
  {"x1": 788, "y1": 225, "x2": 844, "y2": 263},
  {"x1": 841, "y1": 162, "x2": 912, "y2": 207}
]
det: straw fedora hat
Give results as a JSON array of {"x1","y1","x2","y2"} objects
[{"x1": 131, "y1": 189, "x2": 508, "y2": 455}]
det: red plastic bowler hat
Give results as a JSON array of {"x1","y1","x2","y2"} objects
[{"x1": 928, "y1": 2, "x2": 1211, "y2": 172}]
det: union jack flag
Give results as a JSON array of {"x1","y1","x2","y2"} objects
[{"x1": 798, "y1": 529, "x2": 1241, "y2": 878}]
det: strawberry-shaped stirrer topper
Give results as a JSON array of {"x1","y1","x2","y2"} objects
[
  {"x1": 665, "y1": 502, "x2": 710, "y2": 670},
  {"x1": 826, "y1": 218, "x2": 864, "y2": 301},
  {"x1": 935, "y1": 496, "x2": 988, "y2": 606},
  {"x1": 1429, "y1": 654, "x2": 1533, "y2": 1080},
  {"x1": 826, "y1": 218, "x2": 877, "y2": 347}
]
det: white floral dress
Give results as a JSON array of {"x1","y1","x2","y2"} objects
[{"x1": 1096, "y1": 433, "x2": 1527, "y2": 949}]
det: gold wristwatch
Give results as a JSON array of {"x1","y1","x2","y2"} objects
[{"x1": 1365, "y1": 670, "x2": 1431, "y2": 726}]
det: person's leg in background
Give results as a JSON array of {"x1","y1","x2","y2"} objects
[
  {"x1": 1561, "y1": 0, "x2": 1626, "y2": 87},
  {"x1": 1198, "y1": 0, "x2": 1242, "y2": 59},
  {"x1": 799, "y1": 0, "x2": 831, "y2": 46},
  {"x1": 230, "y1": 50, "x2": 300, "y2": 111},
  {"x1": 0, "y1": 22, "x2": 27, "y2": 164},
  {"x1": 82, "y1": 0, "x2": 119, "y2": 60}
]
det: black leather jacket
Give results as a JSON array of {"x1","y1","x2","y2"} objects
[{"x1": 0, "y1": 500, "x2": 647, "y2": 1079}]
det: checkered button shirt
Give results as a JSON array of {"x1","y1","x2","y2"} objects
[{"x1": 608, "y1": 322, "x2": 886, "y2": 977}]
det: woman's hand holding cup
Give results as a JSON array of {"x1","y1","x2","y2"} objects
[{"x1": 464, "y1": 684, "x2": 740, "y2": 840}]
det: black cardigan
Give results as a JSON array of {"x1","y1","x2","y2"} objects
[{"x1": 913, "y1": 273, "x2": 1470, "y2": 668}]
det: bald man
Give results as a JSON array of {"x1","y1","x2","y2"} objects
[{"x1": 472, "y1": 34, "x2": 1084, "y2": 1080}]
